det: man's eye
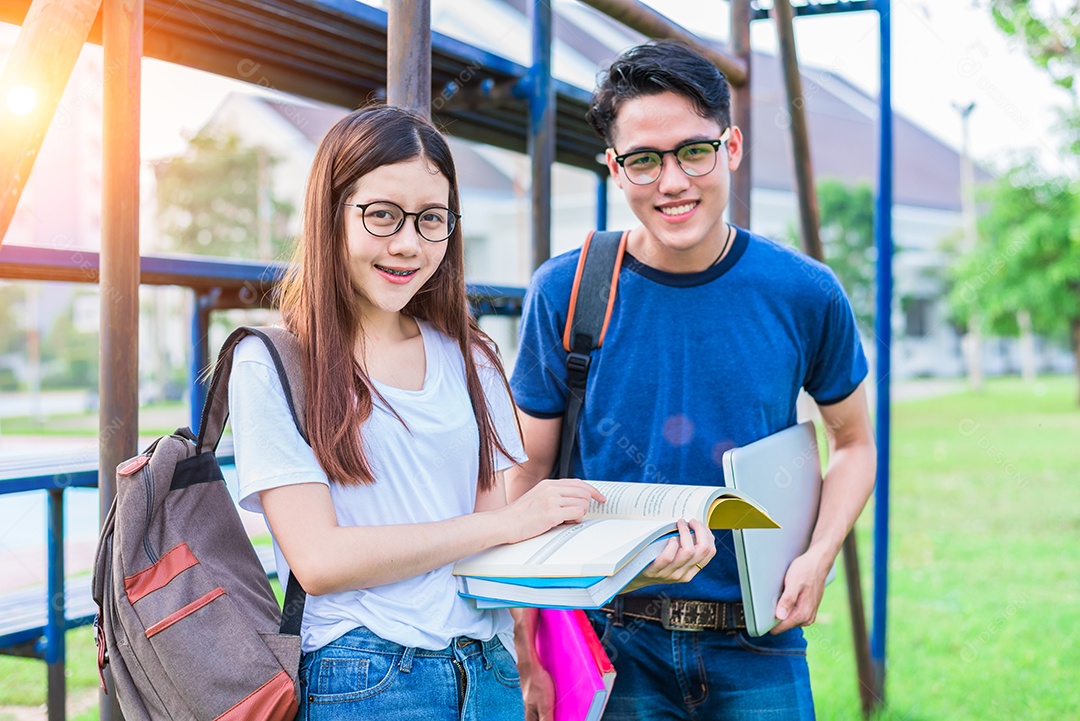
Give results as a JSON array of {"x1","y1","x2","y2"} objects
[{"x1": 627, "y1": 154, "x2": 656, "y2": 167}]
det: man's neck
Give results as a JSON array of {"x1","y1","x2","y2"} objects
[{"x1": 626, "y1": 223, "x2": 733, "y2": 274}]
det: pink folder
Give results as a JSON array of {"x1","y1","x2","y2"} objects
[{"x1": 534, "y1": 609, "x2": 616, "y2": 721}]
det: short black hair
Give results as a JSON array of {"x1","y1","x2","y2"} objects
[{"x1": 586, "y1": 40, "x2": 732, "y2": 147}]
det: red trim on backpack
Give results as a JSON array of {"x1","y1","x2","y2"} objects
[
  {"x1": 145, "y1": 587, "x2": 225, "y2": 638},
  {"x1": 117, "y1": 455, "x2": 151, "y2": 477},
  {"x1": 124, "y1": 542, "x2": 200, "y2": 604},
  {"x1": 214, "y1": 670, "x2": 298, "y2": 721},
  {"x1": 96, "y1": 611, "x2": 109, "y2": 693}
]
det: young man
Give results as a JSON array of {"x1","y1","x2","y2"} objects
[{"x1": 507, "y1": 41, "x2": 877, "y2": 720}]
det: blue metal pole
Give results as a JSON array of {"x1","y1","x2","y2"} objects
[
  {"x1": 190, "y1": 290, "x2": 215, "y2": 433},
  {"x1": 45, "y1": 488, "x2": 66, "y2": 721},
  {"x1": 596, "y1": 171, "x2": 608, "y2": 231},
  {"x1": 871, "y1": 0, "x2": 892, "y2": 700},
  {"x1": 527, "y1": 0, "x2": 554, "y2": 270}
]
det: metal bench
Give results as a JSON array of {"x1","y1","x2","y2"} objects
[
  {"x1": 0, "y1": 544, "x2": 279, "y2": 657},
  {"x1": 0, "y1": 450, "x2": 281, "y2": 717}
]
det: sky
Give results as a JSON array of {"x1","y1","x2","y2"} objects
[
  {"x1": 0, "y1": 0, "x2": 1072, "y2": 172},
  {"x1": 653, "y1": 0, "x2": 1071, "y2": 174}
]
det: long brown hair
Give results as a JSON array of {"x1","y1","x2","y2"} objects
[{"x1": 277, "y1": 104, "x2": 517, "y2": 491}]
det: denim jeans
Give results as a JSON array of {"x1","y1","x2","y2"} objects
[
  {"x1": 298, "y1": 626, "x2": 524, "y2": 721},
  {"x1": 585, "y1": 609, "x2": 815, "y2": 721}
]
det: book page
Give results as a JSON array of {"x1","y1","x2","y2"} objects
[
  {"x1": 584, "y1": 481, "x2": 718, "y2": 522},
  {"x1": 454, "y1": 517, "x2": 673, "y2": 577}
]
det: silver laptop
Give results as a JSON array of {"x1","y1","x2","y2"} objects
[{"x1": 722, "y1": 421, "x2": 835, "y2": 636}]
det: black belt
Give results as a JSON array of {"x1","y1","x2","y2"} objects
[{"x1": 600, "y1": 596, "x2": 746, "y2": 632}]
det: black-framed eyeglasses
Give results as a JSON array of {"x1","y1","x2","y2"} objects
[
  {"x1": 342, "y1": 200, "x2": 460, "y2": 242},
  {"x1": 613, "y1": 128, "x2": 731, "y2": 186}
]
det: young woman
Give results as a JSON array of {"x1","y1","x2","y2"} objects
[{"x1": 228, "y1": 104, "x2": 603, "y2": 720}]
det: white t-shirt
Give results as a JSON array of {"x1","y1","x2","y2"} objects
[{"x1": 228, "y1": 320, "x2": 526, "y2": 654}]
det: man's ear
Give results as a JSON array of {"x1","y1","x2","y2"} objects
[
  {"x1": 726, "y1": 126, "x2": 744, "y2": 172},
  {"x1": 604, "y1": 148, "x2": 624, "y2": 189}
]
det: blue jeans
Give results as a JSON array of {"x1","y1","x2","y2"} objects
[
  {"x1": 586, "y1": 609, "x2": 816, "y2": 721},
  {"x1": 298, "y1": 627, "x2": 524, "y2": 721}
]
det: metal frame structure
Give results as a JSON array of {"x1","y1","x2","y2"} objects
[{"x1": 0, "y1": 0, "x2": 894, "y2": 718}]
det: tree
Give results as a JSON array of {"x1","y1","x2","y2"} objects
[
  {"x1": 40, "y1": 291, "x2": 99, "y2": 390},
  {"x1": 0, "y1": 282, "x2": 24, "y2": 355},
  {"x1": 948, "y1": 161, "x2": 1080, "y2": 401},
  {"x1": 991, "y1": 1, "x2": 1080, "y2": 166},
  {"x1": 153, "y1": 132, "x2": 294, "y2": 259},
  {"x1": 0, "y1": 282, "x2": 25, "y2": 390},
  {"x1": 786, "y1": 179, "x2": 876, "y2": 329},
  {"x1": 990, "y1": 1, "x2": 1080, "y2": 92}
]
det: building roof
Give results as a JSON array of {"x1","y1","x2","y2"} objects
[
  {"x1": 0, "y1": 0, "x2": 605, "y2": 168},
  {"x1": 258, "y1": 97, "x2": 515, "y2": 193},
  {"x1": 747, "y1": 52, "x2": 989, "y2": 211}
]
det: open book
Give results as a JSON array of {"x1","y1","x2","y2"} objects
[{"x1": 454, "y1": 481, "x2": 778, "y2": 579}]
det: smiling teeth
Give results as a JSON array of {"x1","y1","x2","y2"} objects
[
  {"x1": 660, "y1": 203, "x2": 696, "y2": 216},
  {"x1": 377, "y1": 266, "x2": 415, "y2": 276}
]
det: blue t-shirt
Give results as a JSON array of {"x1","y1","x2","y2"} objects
[{"x1": 510, "y1": 227, "x2": 868, "y2": 602}]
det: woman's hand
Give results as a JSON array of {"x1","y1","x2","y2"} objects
[
  {"x1": 621, "y1": 518, "x2": 715, "y2": 593},
  {"x1": 497, "y1": 479, "x2": 606, "y2": 544}
]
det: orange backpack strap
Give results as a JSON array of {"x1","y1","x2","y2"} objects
[
  {"x1": 556, "y1": 230, "x2": 628, "y2": 478},
  {"x1": 562, "y1": 230, "x2": 628, "y2": 352}
]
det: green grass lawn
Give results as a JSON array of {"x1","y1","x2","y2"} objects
[
  {"x1": 2, "y1": 375, "x2": 1077, "y2": 719},
  {"x1": 807, "y1": 375, "x2": 1080, "y2": 720},
  {"x1": 0, "y1": 401, "x2": 186, "y2": 437}
]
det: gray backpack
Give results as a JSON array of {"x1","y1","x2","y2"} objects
[{"x1": 92, "y1": 327, "x2": 308, "y2": 721}]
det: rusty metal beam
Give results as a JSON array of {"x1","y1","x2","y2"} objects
[
  {"x1": 772, "y1": 2, "x2": 877, "y2": 715},
  {"x1": 99, "y1": 0, "x2": 142, "y2": 718},
  {"x1": 0, "y1": 0, "x2": 105, "y2": 247},
  {"x1": 729, "y1": 0, "x2": 752, "y2": 229},
  {"x1": 387, "y1": 0, "x2": 431, "y2": 114},
  {"x1": 576, "y1": 0, "x2": 747, "y2": 86},
  {"x1": 843, "y1": 532, "x2": 879, "y2": 718},
  {"x1": 774, "y1": 0, "x2": 824, "y2": 262}
]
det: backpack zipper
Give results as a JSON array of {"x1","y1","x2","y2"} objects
[{"x1": 143, "y1": 462, "x2": 158, "y2": 564}]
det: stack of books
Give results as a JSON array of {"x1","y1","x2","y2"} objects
[{"x1": 454, "y1": 480, "x2": 777, "y2": 608}]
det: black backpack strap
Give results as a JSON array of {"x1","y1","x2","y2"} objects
[
  {"x1": 194, "y1": 325, "x2": 310, "y2": 634},
  {"x1": 556, "y1": 230, "x2": 627, "y2": 478},
  {"x1": 279, "y1": 572, "x2": 306, "y2": 636},
  {"x1": 196, "y1": 326, "x2": 308, "y2": 454}
]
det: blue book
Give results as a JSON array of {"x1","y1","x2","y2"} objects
[{"x1": 460, "y1": 536, "x2": 671, "y2": 609}]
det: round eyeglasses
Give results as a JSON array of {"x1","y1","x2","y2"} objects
[
  {"x1": 342, "y1": 200, "x2": 460, "y2": 242},
  {"x1": 613, "y1": 128, "x2": 731, "y2": 186}
]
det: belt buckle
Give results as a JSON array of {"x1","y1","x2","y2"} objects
[{"x1": 660, "y1": 599, "x2": 717, "y2": 632}]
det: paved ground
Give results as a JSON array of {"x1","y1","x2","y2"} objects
[{"x1": 0, "y1": 689, "x2": 97, "y2": 721}]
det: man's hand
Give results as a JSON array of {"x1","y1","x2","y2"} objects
[
  {"x1": 621, "y1": 518, "x2": 715, "y2": 594},
  {"x1": 519, "y1": 654, "x2": 556, "y2": 721},
  {"x1": 770, "y1": 544, "x2": 833, "y2": 634},
  {"x1": 512, "y1": 607, "x2": 556, "y2": 721}
]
